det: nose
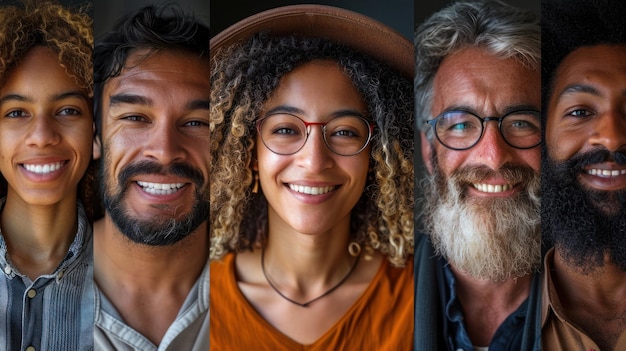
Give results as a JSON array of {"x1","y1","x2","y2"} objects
[
  {"x1": 295, "y1": 127, "x2": 334, "y2": 172},
  {"x1": 471, "y1": 121, "x2": 516, "y2": 170},
  {"x1": 25, "y1": 115, "x2": 61, "y2": 147},
  {"x1": 142, "y1": 120, "x2": 187, "y2": 165},
  {"x1": 588, "y1": 110, "x2": 626, "y2": 152}
]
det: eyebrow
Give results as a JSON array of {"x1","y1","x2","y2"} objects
[
  {"x1": 556, "y1": 84, "x2": 601, "y2": 100},
  {"x1": 0, "y1": 90, "x2": 88, "y2": 106},
  {"x1": 187, "y1": 99, "x2": 209, "y2": 110},
  {"x1": 441, "y1": 104, "x2": 539, "y2": 116},
  {"x1": 109, "y1": 94, "x2": 153, "y2": 108},
  {"x1": 264, "y1": 105, "x2": 366, "y2": 118}
]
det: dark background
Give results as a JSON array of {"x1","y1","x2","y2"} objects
[{"x1": 93, "y1": 0, "x2": 209, "y2": 38}]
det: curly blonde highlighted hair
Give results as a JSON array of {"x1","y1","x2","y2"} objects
[
  {"x1": 211, "y1": 33, "x2": 414, "y2": 266},
  {"x1": 0, "y1": 0, "x2": 98, "y2": 219}
]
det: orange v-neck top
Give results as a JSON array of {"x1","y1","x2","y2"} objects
[{"x1": 210, "y1": 253, "x2": 414, "y2": 350}]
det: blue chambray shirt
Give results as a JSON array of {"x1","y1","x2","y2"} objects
[
  {"x1": 439, "y1": 257, "x2": 529, "y2": 351},
  {"x1": 0, "y1": 199, "x2": 94, "y2": 351}
]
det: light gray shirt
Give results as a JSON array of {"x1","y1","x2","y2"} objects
[
  {"x1": 94, "y1": 261, "x2": 208, "y2": 351},
  {"x1": 0, "y1": 200, "x2": 94, "y2": 351}
]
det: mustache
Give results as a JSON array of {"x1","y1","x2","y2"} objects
[
  {"x1": 451, "y1": 164, "x2": 537, "y2": 185},
  {"x1": 565, "y1": 148, "x2": 626, "y2": 173},
  {"x1": 118, "y1": 160, "x2": 205, "y2": 190}
]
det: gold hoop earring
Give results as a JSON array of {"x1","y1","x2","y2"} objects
[{"x1": 348, "y1": 242, "x2": 361, "y2": 257}]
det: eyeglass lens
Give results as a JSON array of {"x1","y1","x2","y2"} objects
[
  {"x1": 434, "y1": 111, "x2": 541, "y2": 150},
  {"x1": 258, "y1": 114, "x2": 371, "y2": 155}
]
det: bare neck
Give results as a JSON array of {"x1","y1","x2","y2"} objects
[
  {"x1": 0, "y1": 190, "x2": 78, "y2": 279},
  {"x1": 450, "y1": 265, "x2": 532, "y2": 347},
  {"x1": 263, "y1": 211, "x2": 353, "y2": 285},
  {"x1": 94, "y1": 215, "x2": 208, "y2": 292},
  {"x1": 94, "y1": 216, "x2": 208, "y2": 345}
]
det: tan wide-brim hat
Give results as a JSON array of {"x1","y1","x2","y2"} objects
[{"x1": 210, "y1": 4, "x2": 414, "y2": 78}]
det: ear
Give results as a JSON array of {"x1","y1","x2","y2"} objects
[
  {"x1": 92, "y1": 123, "x2": 102, "y2": 160},
  {"x1": 420, "y1": 131, "x2": 433, "y2": 175},
  {"x1": 252, "y1": 159, "x2": 258, "y2": 171}
]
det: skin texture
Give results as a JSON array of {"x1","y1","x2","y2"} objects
[
  {"x1": 100, "y1": 50, "x2": 210, "y2": 224},
  {"x1": 546, "y1": 44, "x2": 626, "y2": 351},
  {"x1": 0, "y1": 46, "x2": 92, "y2": 208},
  {"x1": 547, "y1": 44, "x2": 626, "y2": 193},
  {"x1": 95, "y1": 49, "x2": 209, "y2": 345},
  {"x1": 237, "y1": 60, "x2": 382, "y2": 344},
  {"x1": 0, "y1": 46, "x2": 93, "y2": 279},
  {"x1": 255, "y1": 60, "x2": 370, "y2": 237},
  {"x1": 420, "y1": 47, "x2": 541, "y2": 346}
]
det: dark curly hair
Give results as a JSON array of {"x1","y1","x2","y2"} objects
[
  {"x1": 94, "y1": 4, "x2": 210, "y2": 139},
  {"x1": 211, "y1": 33, "x2": 414, "y2": 266},
  {"x1": 0, "y1": 0, "x2": 97, "y2": 220}
]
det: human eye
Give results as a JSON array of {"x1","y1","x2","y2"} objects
[
  {"x1": 566, "y1": 108, "x2": 594, "y2": 118},
  {"x1": 439, "y1": 112, "x2": 478, "y2": 133},
  {"x1": 57, "y1": 108, "x2": 81, "y2": 116},
  {"x1": 4, "y1": 109, "x2": 28, "y2": 118},
  {"x1": 185, "y1": 120, "x2": 209, "y2": 127},
  {"x1": 504, "y1": 112, "x2": 541, "y2": 136},
  {"x1": 121, "y1": 115, "x2": 148, "y2": 122}
]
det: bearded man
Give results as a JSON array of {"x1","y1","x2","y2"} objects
[
  {"x1": 541, "y1": 1, "x2": 626, "y2": 350},
  {"x1": 413, "y1": 2, "x2": 541, "y2": 350}
]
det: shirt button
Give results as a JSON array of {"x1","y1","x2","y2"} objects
[
  {"x1": 26, "y1": 346, "x2": 35, "y2": 351},
  {"x1": 57, "y1": 270, "x2": 64, "y2": 279},
  {"x1": 3, "y1": 266, "x2": 11, "y2": 275},
  {"x1": 27, "y1": 289, "x2": 37, "y2": 298}
]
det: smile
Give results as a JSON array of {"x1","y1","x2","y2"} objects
[
  {"x1": 23, "y1": 162, "x2": 65, "y2": 174},
  {"x1": 288, "y1": 184, "x2": 336, "y2": 195},
  {"x1": 586, "y1": 169, "x2": 626, "y2": 177},
  {"x1": 472, "y1": 183, "x2": 511, "y2": 193},
  {"x1": 137, "y1": 181, "x2": 186, "y2": 195}
]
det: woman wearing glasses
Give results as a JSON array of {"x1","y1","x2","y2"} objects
[{"x1": 210, "y1": 5, "x2": 414, "y2": 350}]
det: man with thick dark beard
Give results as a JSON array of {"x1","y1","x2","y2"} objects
[
  {"x1": 92, "y1": 4, "x2": 209, "y2": 350},
  {"x1": 414, "y1": 2, "x2": 541, "y2": 350},
  {"x1": 541, "y1": 1, "x2": 626, "y2": 350}
]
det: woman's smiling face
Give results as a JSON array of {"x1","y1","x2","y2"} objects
[
  {"x1": 0, "y1": 46, "x2": 93, "y2": 206},
  {"x1": 256, "y1": 60, "x2": 371, "y2": 235}
]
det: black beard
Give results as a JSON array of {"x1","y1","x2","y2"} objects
[
  {"x1": 101, "y1": 158, "x2": 209, "y2": 246},
  {"x1": 542, "y1": 148, "x2": 626, "y2": 273}
]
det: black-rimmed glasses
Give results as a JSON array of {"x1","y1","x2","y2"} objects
[
  {"x1": 256, "y1": 114, "x2": 374, "y2": 156},
  {"x1": 425, "y1": 109, "x2": 542, "y2": 150}
]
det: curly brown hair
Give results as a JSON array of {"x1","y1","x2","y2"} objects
[
  {"x1": 210, "y1": 33, "x2": 414, "y2": 266},
  {"x1": 0, "y1": 0, "x2": 99, "y2": 220}
]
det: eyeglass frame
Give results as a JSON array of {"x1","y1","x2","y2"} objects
[
  {"x1": 425, "y1": 109, "x2": 542, "y2": 151},
  {"x1": 255, "y1": 113, "x2": 376, "y2": 156}
]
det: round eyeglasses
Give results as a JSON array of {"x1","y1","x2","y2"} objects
[
  {"x1": 425, "y1": 109, "x2": 542, "y2": 150},
  {"x1": 256, "y1": 113, "x2": 374, "y2": 156}
]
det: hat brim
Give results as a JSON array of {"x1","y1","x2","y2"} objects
[{"x1": 210, "y1": 4, "x2": 414, "y2": 78}]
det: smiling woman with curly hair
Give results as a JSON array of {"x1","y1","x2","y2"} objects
[
  {"x1": 210, "y1": 5, "x2": 414, "y2": 349},
  {"x1": 0, "y1": 1, "x2": 96, "y2": 350}
]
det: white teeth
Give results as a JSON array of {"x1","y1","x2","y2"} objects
[
  {"x1": 586, "y1": 169, "x2": 626, "y2": 177},
  {"x1": 23, "y1": 162, "x2": 64, "y2": 174},
  {"x1": 288, "y1": 184, "x2": 336, "y2": 195},
  {"x1": 473, "y1": 183, "x2": 511, "y2": 193},
  {"x1": 136, "y1": 181, "x2": 186, "y2": 195}
]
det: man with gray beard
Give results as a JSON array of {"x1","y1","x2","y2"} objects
[
  {"x1": 541, "y1": 1, "x2": 626, "y2": 350},
  {"x1": 414, "y1": 2, "x2": 541, "y2": 350}
]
